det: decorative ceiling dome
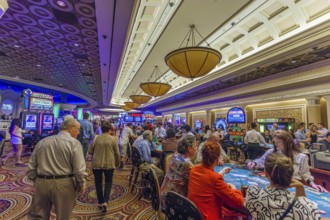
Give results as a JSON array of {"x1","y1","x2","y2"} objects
[
  {"x1": 140, "y1": 82, "x2": 171, "y2": 97},
  {"x1": 165, "y1": 24, "x2": 221, "y2": 79},
  {"x1": 140, "y1": 66, "x2": 171, "y2": 97},
  {"x1": 124, "y1": 101, "x2": 140, "y2": 109},
  {"x1": 165, "y1": 46, "x2": 221, "y2": 78},
  {"x1": 129, "y1": 94, "x2": 152, "y2": 104},
  {"x1": 121, "y1": 106, "x2": 132, "y2": 111}
]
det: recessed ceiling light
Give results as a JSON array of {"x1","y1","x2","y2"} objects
[
  {"x1": 74, "y1": 43, "x2": 79, "y2": 47},
  {"x1": 291, "y1": 60, "x2": 297, "y2": 64},
  {"x1": 36, "y1": 64, "x2": 41, "y2": 67},
  {"x1": 56, "y1": 0, "x2": 66, "y2": 7},
  {"x1": 14, "y1": 45, "x2": 20, "y2": 48}
]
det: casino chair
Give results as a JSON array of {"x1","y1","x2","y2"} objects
[
  {"x1": 165, "y1": 191, "x2": 203, "y2": 220},
  {"x1": 246, "y1": 143, "x2": 261, "y2": 160},
  {"x1": 164, "y1": 153, "x2": 174, "y2": 175},
  {"x1": 149, "y1": 168, "x2": 165, "y2": 220},
  {"x1": 129, "y1": 147, "x2": 149, "y2": 198},
  {"x1": 159, "y1": 151, "x2": 174, "y2": 171}
]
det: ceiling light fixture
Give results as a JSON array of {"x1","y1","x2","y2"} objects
[
  {"x1": 124, "y1": 101, "x2": 140, "y2": 109},
  {"x1": 140, "y1": 66, "x2": 171, "y2": 97},
  {"x1": 56, "y1": 0, "x2": 66, "y2": 7},
  {"x1": 14, "y1": 45, "x2": 19, "y2": 48},
  {"x1": 165, "y1": 24, "x2": 221, "y2": 79},
  {"x1": 129, "y1": 94, "x2": 152, "y2": 104},
  {"x1": 74, "y1": 43, "x2": 79, "y2": 47}
]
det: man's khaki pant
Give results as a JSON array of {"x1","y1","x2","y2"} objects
[{"x1": 27, "y1": 177, "x2": 78, "y2": 220}]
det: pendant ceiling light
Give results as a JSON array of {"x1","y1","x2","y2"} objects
[
  {"x1": 124, "y1": 101, "x2": 140, "y2": 109},
  {"x1": 121, "y1": 106, "x2": 132, "y2": 111},
  {"x1": 130, "y1": 94, "x2": 152, "y2": 104},
  {"x1": 165, "y1": 24, "x2": 222, "y2": 79},
  {"x1": 140, "y1": 66, "x2": 172, "y2": 97}
]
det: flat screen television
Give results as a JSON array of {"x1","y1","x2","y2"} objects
[{"x1": 227, "y1": 107, "x2": 246, "y2": 124}]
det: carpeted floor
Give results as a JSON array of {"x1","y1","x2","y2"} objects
[{"x1": 0, "y1": 143, "x2": 155, "y2": 220}]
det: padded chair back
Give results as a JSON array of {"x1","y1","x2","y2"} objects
[
  {"x1": 149, "y1": 168, "x2": 161, "y2": 211},
  {"x1": 165, "y1": 191, "x2": 203, "y2": 220},
  {"x1": 160, "y1": 151, "x2": 174, "y2": 170},
  {"x1": 131, "y1": 147, "x2": 142, "y2": 167},
  {"x1": 164, "y1": 154, "x2": 174, "y2": 175},
  {"x1": 247, "y1": 143, "x2": 260, "y2": 160},
  {"x1": 0, "y1": 139, "x2": 5, "y2": 157}
]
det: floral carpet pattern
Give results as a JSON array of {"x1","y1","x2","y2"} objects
[{"x1": 0, "y1": 143, "x2": 154, "y2": 220}]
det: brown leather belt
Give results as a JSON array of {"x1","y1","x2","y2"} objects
[{"x1": 37, "y1": 174, "x2": 74, "y2": 179}]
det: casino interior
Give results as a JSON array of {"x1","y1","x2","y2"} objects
[{"x1": 0, "y1": 0, "x2": 330, "y2": 219}]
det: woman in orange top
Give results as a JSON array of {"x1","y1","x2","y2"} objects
[{"x1": 188, "y1": 140, "x2": 244, "y2": 220}]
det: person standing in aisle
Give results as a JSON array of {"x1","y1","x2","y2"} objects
[
  {"x1": 119, "y1": 123, "x2": 136, "y2": 168},
  {"x1": 26, "y1": 118, "x2": 87, "y2": 220},
  {"x1": 0, "y1": 118, "x2": 24, "y2": 166},
  {"x1": 80, "y1": 112, "x2": 94, "y2": 158},
  {"x1": 87, "y1": 121, "x2": 120, "y2": 213}
]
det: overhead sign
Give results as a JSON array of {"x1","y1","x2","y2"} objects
[
  {"x1": 227, "y1": 107, "x2": 246, "y2": 124},
  {"x1": 30, "y1": 97, "x2": 53, "y2": 110}
]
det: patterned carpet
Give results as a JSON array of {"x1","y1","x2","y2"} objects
[{"x1": 0, "y1": 143, "x2": 154, "y2": 220}]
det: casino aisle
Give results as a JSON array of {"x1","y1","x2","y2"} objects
[{"x1": 0, "y1": 142, "x2": 155, "y2": 220}]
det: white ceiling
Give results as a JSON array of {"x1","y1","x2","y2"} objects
[{"x1": 109, "y1": 0, "x2": 330, "y2": 109}]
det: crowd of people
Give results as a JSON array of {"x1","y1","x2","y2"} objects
[{"x1": 0, "y1": 115, "x2": 329, "y2": 219}]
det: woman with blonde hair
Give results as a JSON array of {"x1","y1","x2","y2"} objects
[
  {"x1": 248, "y1": 130, "x2": 327, "y2": 192},
  {"x1": 245, "y1": 153, "x2": 321, "y2": 219}
]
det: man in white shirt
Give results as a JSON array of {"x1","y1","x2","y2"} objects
[
  {"x1": 119, "y1": 123, "x2": 136, "y2": 168},
  {"x1": 244, "y1": 123, "x2": 266, "y2": 145},
  {"x1": 317, "y1": 123, "x2": 328, "y2": 141},
  {"x1": 155, "y1": 122, "x2": 166, "y2": 139}
]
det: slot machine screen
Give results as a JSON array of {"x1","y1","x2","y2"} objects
[
  {"x1": 42, "y1": 115, "x2": 53, "y2": 130},
  {"x1": 25, "y1": 114, "x2": 37, "y2": 130},
  {"x1": 135, "y1": 117, "x2": 141, "y2": 122},
  {"x1": 57, "y1": 118, "x2": 63, "y2": 125},
  {"x1": 195, "y1": 120, "x2": 202, "y2": 129}
]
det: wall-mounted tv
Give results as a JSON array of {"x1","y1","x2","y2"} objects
[{"x1": 227, "y1": 107, "x2": 246, "y2": 124}]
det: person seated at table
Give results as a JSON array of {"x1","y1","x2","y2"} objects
[
  {"x1": 195, "y1": 133, "x2": 229, "y2": 165},
  {"x1": 262, "y1": 130, "x2": 272, "y2": 143},
  {"x1": 161, "y1": 128, "x2": 178, "y2": 152},
  {"x1": 245, "y1": 153, "x2": 321, "y2": 220},
  {"x1": 137, "y1": 130, "x2": 164, "y2": 181},
  {"x1": 248, "y1": 130, "x2": 328, "y2": 192},
  {"x1": 317, "y1": 132, "x2": 330, "y2": 150},
  {"x1": 188, "y1": 141, "x2": 244, "y2": 220},
  {"x1": 295, "y1": 124, "x2": 311, "y2": 147},
  {"x1": 160, "y1": 135, "x2": 196, "y2": 210}
]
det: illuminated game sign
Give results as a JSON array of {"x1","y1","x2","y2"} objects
[
  {"x1": 227, "y1": 107, "x2": 246, "y2": 124},
  {"x1": 144, "y1": 111, "x2": 154, "y2": 119},
  {"x1": 1, "y1": 99, "x2": 13, "y2": 115},
  {"x1": 30, "y1": 97, "x2": 53, "y2": 110}
]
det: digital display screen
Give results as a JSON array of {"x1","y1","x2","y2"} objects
[
  {"x1": 25, "y1": 114, "x2": 37, "y2": 130},
  {"x1": 30, "y1": 97, "x2": 53, "y2": 110},
  {"x1": 43, "y1": 115, "x2": 53, "y2": 130},
  {"x1": 195, "y1": 120, "x2": 202, "y2": 129},
  {"x1": 227, "y1": 107, "x2": 245, "y2": 123},
  {"x1": 57, "y1": 118, "x2": 63, "y2": 124},
  {"x1": 135, "y1": 117, "x2": 141, "y2": 122},
  {"x1": 125, "y1": 116, "x2": 134, "y2": 122}
]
